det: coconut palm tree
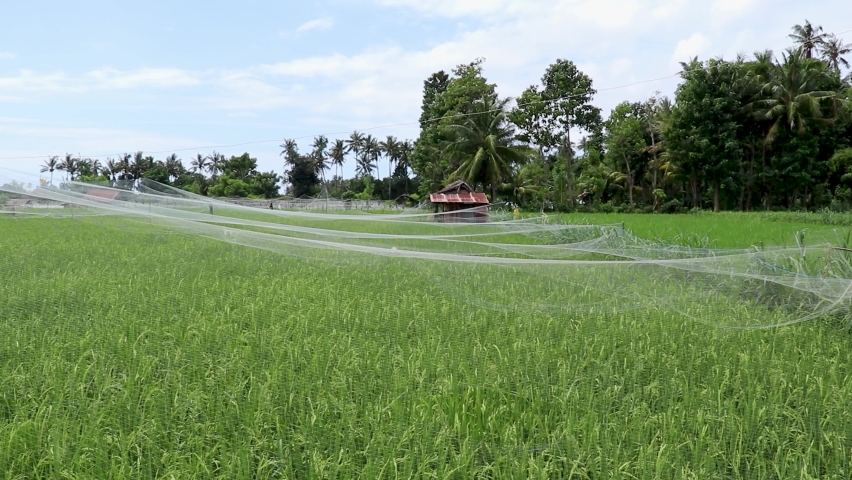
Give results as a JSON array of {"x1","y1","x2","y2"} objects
[
  {"x1": 445, "y1": 97, "x2": 528, "y2": 202},
  {"x1": 346, "y1": 131, "x2": 366, "y2": 171},
  {"x1": 280, "y1": 139, "x2": 300, "y2": 168},
  {"x1": 164, "y1": 154, "x2": 182, "y2": 182},
  {"x1": 190, "y1": 153, "x2": 209, "y2": 174},
  {"x1": 58, "y1": 153, "x2": 78, "y2": 181},
  {"x1": 363, "y1": 135, "x2": 381, "y2": 181},
  {"x1": 380, "y1": 135, "x2": 402, "y2": 198},
  {"x1": 819, "y1": 34, "x2": 852, "y2": 73},
  {"x1": 105, "y1": 159, "x2": 119, "y2": 181},
  {"x1": 40, "y1": 156, "x2": 59, "y2": 186},
  {"x1": 397, "y1": 140, "x2": 414, "y2": 193},
  {"x1": 207, "y1": 152, "x2": 225, "y2": 177},
  {"x1": 789, "y1": 20, "x2": 827, "y2": 59},
  {"x1": 311, "y1": 135, "x2": 330, "y2": 181},
  {"x1": 750, "y1": 48, "x2": 841, "y2": 143},
  {"x1": 329, "y1": 139, "x2": 347, "y2": 187}
]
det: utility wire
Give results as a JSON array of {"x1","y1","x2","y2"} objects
[{"x1": 1, "y1": 28, "x2": 850, "y2": 162}]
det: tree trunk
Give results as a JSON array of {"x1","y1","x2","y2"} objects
[
  {"x1": 490, "y1": 181, "x2": 498, "y2": 203},
  {"x1": 623, "y1": 152, "x2": 634, "y2": 207},
  {"x1": 691, "y1": 174, "x2": 700, "y2": 209},
  {"x1": 713, "y1": 181, "x2": 720, "y2": 212},
  {"x1": 564, "y1": 130, "x2": 574, "y2": 208},
  {"x1": 650, "y1": 131, "x2": 659, "y2": 192}
]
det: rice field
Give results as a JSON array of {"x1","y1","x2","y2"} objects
[{"x1": 1, "y1": 212, "x2": 852, "y2": 479}]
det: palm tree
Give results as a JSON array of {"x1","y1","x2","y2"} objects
[
  {"x1": 789, "y1": 20, "x2": 827, "y2": 59},
  {"x1": 165, "y1": 154, "x2": 182, "y2": 181},
  {"x1": 750, "y1": 48, "x2": 840, "y2": 143},
  {"x1": 190, "y1": 153, "x2": 209, "y2": 174},
  {"x1": 40, "y1": 156, "x2": 59, "y2": 186},
  {"x1": 346, "y1": 131, "x2": 366, "y2": 174},
  {"x1": 445, "y1": 98, "x2": 528, "y2": 202},
  {"x1": 397, "y1": 140, "x2": 414, "y2": 193},
  {"x1": 105, "y1": 159, "x2": 119, "y2": 181},
  {"x1": 819, "y1": 34, "x2": 852, "y2": 73},
  {"x1": 207, "y1": 152, "x2": 225, "y2": 177},
  {"x1": 329, "y1": 139, "x2": 347, "y2": 187},
  {"x1": 363, "y1": 135, "x2": 381, "y2": 181},
  {"x1": 58, "y1": 153, "x2": 78, "y2": 181},
  {"x1": 355, "y1": 155, "x2": 375, "y2": 178},
  {"x1": 280, "y1": 139, "x2": 300, "y2": 168},
  {"x1": 130, "y1": 152, "x2": 147, "y2": 180},
  {"x1": 118, "y1": 153, "x2": 132, "y2": 178},
  {"x1": 380, "y1": 135, "x2": 401, "y2": 198},
  {"x1": 311, "y1": 135, "x2": 330, "y2": 181}
]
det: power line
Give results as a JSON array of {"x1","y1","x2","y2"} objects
[
  {"x1": 1, "y1": 28, "x2": 850, "y2": 163},
  {"x1": 0, "y1": 74, "x2": 685, "y2": 161}
]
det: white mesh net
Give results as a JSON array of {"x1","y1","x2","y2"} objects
[{"x1": 2, "y1": 170, "x2": 852, "y2": 477}]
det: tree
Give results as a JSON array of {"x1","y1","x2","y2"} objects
[
  {"x1": 311, "y1": 135, "x2": 330, "y2": 181},
  {"x1": 820, "y1": 34, "x2": 852, "y2": 73},
  {"x1": 363, "y1": 135, "x2": 380, "y2": 180},
  {"x1": 280, "y1": 139, "x2": 300, "y2": 168},
  {"x1": 58, "y1": 153, "x2": 78, "y2": 182},
  {"x1": 411, "y1": 60, "x2": 498, "y2": 196},
  {"x1": 445, "y1": 97, "x2": 527, "y2": 201},
  {"x1": 789, "y1": 20, "x2": 827, "y2": 59},
  {"x1": 250, "y1": 171, "x2": 281, "y2": 199},
  {"x1": 190, "y1": 153, "x2": 209, "y2": 174},
  {"x1": 40, "y1": 156, "x2": 59, "y2": 186},
  {"x1": 329, "y1": 139, "x2": 347, "y2": 187},
  {"x1": 164, "y1": 154, "x2": 183, "y2": 182},
  {"x1": 380, "y1": 135, "x2": 402, "y2": 198},
  {"x1": 666, "y1": 58, "x2": 744, "y2": 210},
  {"x1": 751, "y1": 49, "x2": 840, "y2": 143},
  {"x1": 605, "y1": 102, "x2": 646, "y2": 207},
  {"x1": 287, "y1": 157, "x2": 320, "y2": 198},
  {"x1": 529, "y1": 59, "x2": 601, "y2": 207}
]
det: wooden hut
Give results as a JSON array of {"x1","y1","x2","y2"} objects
[{"x1": 429, "y1": 180, "x2": 490, "y2": 223}]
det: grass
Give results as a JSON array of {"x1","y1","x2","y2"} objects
[{"x1": 1, "y1": 212, "x2": 852, "y2": 478}]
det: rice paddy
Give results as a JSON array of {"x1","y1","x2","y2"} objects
[{"x1": 1, "y1": 212, "x2": 852, "y2": 479}]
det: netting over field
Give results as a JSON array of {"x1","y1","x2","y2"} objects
[
  {"x1": 3, "y1": 175, "x2": 852, "y2": 330},
  {"x1": 4, "y1": 172, "x2": 852, "y2": 477}
]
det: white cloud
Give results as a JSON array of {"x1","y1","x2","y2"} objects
[
  {"x1": 671, "y1": 33, "x2": 712, "y2": 64},
  {"x1": 0, "y1": 51, "x2": 16, "y2": 60},
  {"x1": 711, "y1": 0, "x2": 762, "y2": 20},
  {"x1": 295, "y1": 17, "x2": 335, "y2": 33},
  {"x1": 88, "y1": 68, "x2": 202, "y2": 89}
]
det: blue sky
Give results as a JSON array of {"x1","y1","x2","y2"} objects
[{"x1": 1, "y1": 0, "x2": 851, "y2": 184}]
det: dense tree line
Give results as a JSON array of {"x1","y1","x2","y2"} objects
[
  {"x1": 38, "y1": 21, "x2": 852, "y2": 211},
  {"x1": 411, "y1": 21, "x2": 852, "y2": 212}
]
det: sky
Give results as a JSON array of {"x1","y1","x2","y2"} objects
[{"x1": 1, "y1": 0, "x2": 851, "y2": 184}]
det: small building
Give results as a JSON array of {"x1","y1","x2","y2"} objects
[{"x1": 429, "y1": 180, "x2": 490, "y2": 223}]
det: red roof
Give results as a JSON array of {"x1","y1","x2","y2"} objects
[
  {"x1": 87, "y1": 189, "x2": 120, "y2": 201},
  {"x1": 429, "y1": 192, "x2": 489, "y2": 204}
]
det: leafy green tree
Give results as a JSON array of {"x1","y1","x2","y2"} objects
[
  {"x1": 287, "y1": 157, "x2": 320, "y2": 198},
  {"x1": 412, "y1": 60, "x2": 498, "y2": 196},
  {"x1": 666, "y1": 58, "x2": 743, "y2": 210},
  {"x1": 517, "y1": 59, "x2": 601, "y2": 207},
  {"x1": 250, "y1": 171, "x2": 281, "y2": 199},
  {"x1": 605, "y1": 102, "x2": 646, "y2": 207}
]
